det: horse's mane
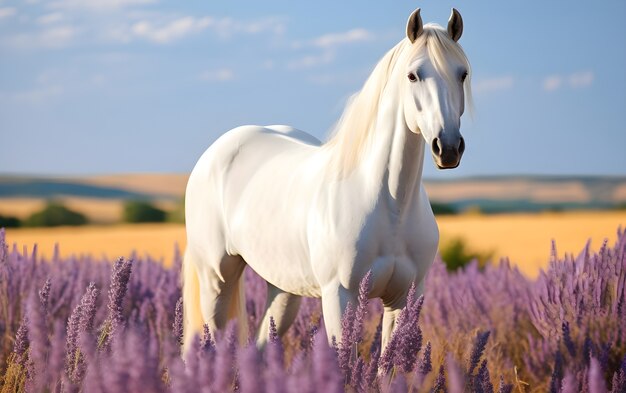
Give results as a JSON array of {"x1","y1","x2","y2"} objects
[{"x1": 322, "y1": 24, "x2": 473, "y2": 175}]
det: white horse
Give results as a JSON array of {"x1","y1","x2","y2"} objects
[{"x1": 182, "y1": 8, "x2": 472, "y2": 353}]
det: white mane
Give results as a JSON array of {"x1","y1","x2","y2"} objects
[{"x1": 322, "y1": 24, "x2": 473, "y2": 175}]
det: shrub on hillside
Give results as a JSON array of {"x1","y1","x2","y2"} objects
[
  {"x1": 0, "y1": 215, "x2": 20, "y2": 228},
  {"x1": 167, "y1": 198, "x2": 185, "y2": 223},
  {"x1": 430, "y1": 201, "x2": 457, "y2": 215},
  {"x1": 123, "y1": 200, "x2": 166, "y2": 223},
  {"x1": 440, "y1": 236, "x2": 494, "y2": 271},
  {"x1": 23, "y1": 202, "x2": 87, "y2": 227}
]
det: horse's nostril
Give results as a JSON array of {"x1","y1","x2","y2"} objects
[
  {"x1": 458, "y1": 137, "x2": 465, "y2": 155},
  {"x1": 432, "y1": 138, "x2": 441, "y2": 156}
]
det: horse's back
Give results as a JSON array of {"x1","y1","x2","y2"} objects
[{"x1": 185, "y1": 125, "x2": 322, "y2": 263}]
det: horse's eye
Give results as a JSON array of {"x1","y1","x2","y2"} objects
[
  {"x1": 407, "y1": 73, "x2": 418, "y2": 82},
  {"x1": 461, "y1": 71, "x2": 468, "y2": 82}
]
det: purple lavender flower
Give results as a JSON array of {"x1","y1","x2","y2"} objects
[
  {"x1": 562, "y1": 321, "x2": 576, "y2": 357},
  {"x1": 48, "y1": 320, "x2": 68, "y2": 387},
  {"x1": 13, "y1": 317, "x2": 29, "y2": 363},
  {"x1": 560, "y1": 372, "x2": 578, "y2": 393},
  {"x1": 108, "y1": 257, "x2": 133, "y2": 326},
  {"x1": 476, "y1": 359, "x2": 493, "y2": 393},
  {"x1": 0, "y1": 228, "x2": 7, "y2": 263},
  {"x1": 447, "y1": 354, "x2": 465, "y2": 393},
  {"x1": 589, "y1": 357, "x2": 608, "y2": 393},
  {"x1": 269, "y1": 315, "x2": 279, "y2": 344},
  {"x1": 66, "y1": 282, "x2": 99, "y2": 383},
  {"x1": 312, "y1": 327, "x2": 343, "y2": 393},
  {"x1": 79, "y1": 282, "x2": 99, "y2": 334},
  {"x1": 497, "y1": 376, "x2": 513, "y2": 393},
  {"x1": 338, "y1": 301, "x2": 355, "y2": 380},
  {"x1": 350, "y1": 356, "x2": 365, "y2": 392},
  {"x1": 431, "y1": 365, "x2": 446, "y2": 393},
  {"x1": 200, "y1": 323, "x2": 214, "y2": 353},
  {"x1": 101, "y1": 257, "x2": 133, "y2": 347},
  {"x1": 548, "y1": 350, "x2": 563, "y2": 393},
  {"x1": 172, "y1": 297, "x2": 183, "y2": 346},
  {"x1": 418, "y1": 341, "x2": 432, "y2": 375},
  {"x1": 38, "y1": 278, "x2": 51, "y2": 314},
  {"x1": 26, "y1": 290, "x2": 49, "y2": 391},
  {"x1": 264, "y1": 337, "x2": 287, "y2": 393},
  {"x1": 611, "y1": 367, "x2": 625, "y2": 393},
  {"x1": 238, "y1": 344, "x2": 263, "y2": 393},
  {"x1": 352, "y1": 271, "x2": 371, "y2": 344},
  {"x1": 468, "y1": 330, "x2": 490, "y2": 375}
]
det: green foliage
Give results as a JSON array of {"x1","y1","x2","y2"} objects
[
  {"x1": 430, "y1": 201, "x2": 457, "y2": 215},
  {"x1": 439, "y1": 236, "x2": 494, "y2": 271},
  {"x1": 167, "y1": 198, "x2": 185, "y2": 223},
  {"x1": 123, "y1": 200, "x2": 166, "y2": 223},
  {"x1": 0, "y1": 215, "x2": 20, "y2": 228},
  {"x1": 24, "y1": 202, "x2": 87, "y2": 227}
]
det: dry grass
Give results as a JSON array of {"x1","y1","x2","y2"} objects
[
  {"x1": 437, "y1": 210, "x2": 626, "y2": 277},
  {"x1": 3, "y1": 211, "x2": 625, "y2": 276},
  {"x1": 4, "y1": 223, "x2": 185, "y2": 265}
]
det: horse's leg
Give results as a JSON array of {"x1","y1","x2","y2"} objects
[
  {"x1": 256, "y1": 284, "x2": 302, "y2": 347},
  {"x1": 196, "y1": 254, "x2": 247, "y2": 340},
  {"x1": 380, "y1": 267, "x2": 423, "y2": 353},
  {"x1": 321, "y1": 284, "x2": 356, "y2": 345},
  {"x1": 381, "y1": 302, "x2": 405, "y2": 352}
]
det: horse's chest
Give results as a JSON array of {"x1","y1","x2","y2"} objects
[{"x1": 347, "y1": 206, "x2": 439, "y2": 293}]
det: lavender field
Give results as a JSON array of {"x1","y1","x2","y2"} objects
[{"x1": 0, "y1": 227, "x2": 624, "y2": 393}]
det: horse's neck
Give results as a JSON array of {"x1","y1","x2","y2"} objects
[{"x1": 358, "y1": 86, "x2": 425, "y2": 214}]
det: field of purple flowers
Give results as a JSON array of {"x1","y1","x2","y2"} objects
[{"x1": 0, "y1": 226, "x2": 625, "y2": 393}]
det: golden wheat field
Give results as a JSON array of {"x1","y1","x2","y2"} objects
[{"x1": 3, "y1": 211, "x2": 624, "y2": 278}]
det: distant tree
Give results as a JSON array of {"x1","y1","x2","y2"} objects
[
  {"x1": 430, "y1": 201, "x2": 457, "y2": 215},
  {"x1": 24, "y1": 202, "x2": 87, "y2": 227},
  {"x1": 0, "y1": 215, "x2": 21, "y2": 228},
  {"x1": 123, "y1": 201, "x2": 166, "y2": 223},
  {"x1": 439, "y1": 237, "x2": 494, "y2": 271},
  {"x1": 167, "y1": 198, "x2": 185, "y2": 224}
]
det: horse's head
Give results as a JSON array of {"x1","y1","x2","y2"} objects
[{"x1": 401, "y1": 8, "x2": 471, "y2": 169}]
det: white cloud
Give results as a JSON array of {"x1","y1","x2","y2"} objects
[
  {"x1": 131, "y1": 16, "x2": 212, "y2": 44},
  {"x1": 543, "y1": 75, "x2": 562, "y2": 91},
  {"x1": 473, "y1": 76, "x2": 515, "y2": 93},
  {"x1": 2, "y1": 25, "x2": 76, "y2": 49},
  {"x1": 40, "y1": 25, "x2": 76, "y2": 47},
  {"x1": 288, "y1": 51, "x2": 335, "y2": 69},
  {"x1": 0, "y1": 7, "x2": 16, "y2": 19},
  {"x1": 286, "y1": 28, "x2": 372, "y2": 70},
  {"x1": 568, "y1": 71, "x2": 594, "y2": 88},
  {"x1": 37, "y1": 12, "x2": 64, "y2": 25},
  {"x1": 49, "y1": 0, "x2": 156, "y2": 11},
  {"x1": 126, "y1": 15, "x2": 285, "y2": 44},
  {"x1": 312, "y1": 28, "x2": 372, "y2": 48},
  {"x1": 199, "y1": 68, "x2": 234, "y2": 82},
  {"x1": 205, "y1": 16, "x2": 286, "y2": 39},
  {"x1": 543, "y1": 71, "x2": 594, "y2": 92}
]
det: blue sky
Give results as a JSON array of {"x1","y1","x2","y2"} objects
[{"x1": 0, "y1": 1, "x2": 624, "y2": 178}]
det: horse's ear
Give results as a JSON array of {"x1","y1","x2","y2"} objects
[
  {"x1": 447, "y1": 8, "x2": 463, "y2": 42},
  {"x1": 406, "y1": 8, "x2": 423, "y2": 43}
]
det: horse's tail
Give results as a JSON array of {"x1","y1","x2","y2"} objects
[
  {"x1": 229, "y1": 272, "x2": 249, "y2": 345},
  {"x1": 182, "y1": 248, "x2": 204, "y2": 355}
]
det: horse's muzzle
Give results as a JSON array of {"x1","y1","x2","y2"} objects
[{"x1": 432, "y1": 136, "x2": 465, "y2": 169}]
